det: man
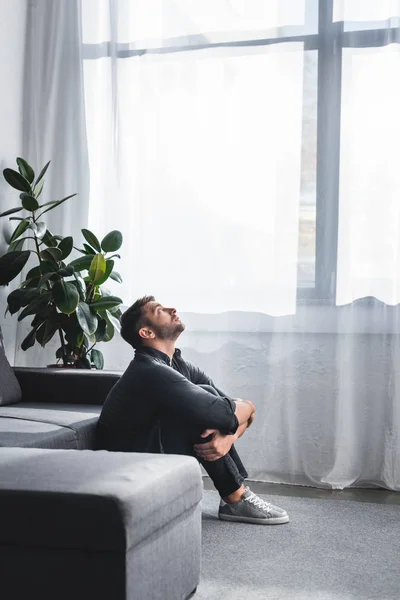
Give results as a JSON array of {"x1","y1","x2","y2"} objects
[{"x1": 97, "y1": 296, "x2": 289, "y2": 525}]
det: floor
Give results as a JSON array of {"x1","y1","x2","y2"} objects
[
  {"x1": 203, "y1": 476, "x2": 400, "y2": 505},
  {"x1": 195, "y1": 481, "x2": 400, "y2": 600}
]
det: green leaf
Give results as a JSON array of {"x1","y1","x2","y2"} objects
[
  {"x1": 35, "y1": 319, "x2": 58, "y2": 347},
  {"x1": 3, "y1": 168, "x2": 31, "y2": 192},
  {"x1": 21, "y1": 194, "x2": 39, "y2": 211},
  {"x1": 21, "y1": 277, "x2": 39, "y2": 289},
  {"x1": 39, "y1": 247, "x2": 63, "y2": 263},
  {"x1": 101, "y1": 230, "x2": 123, "y2": 253},
  {"x1": 57, "y1": 265, "x2": 74, "y2": 277},
  {"x1": 36, "y1": 222, "x2": 46, "y2": 239},
  {"x1": 91, "y1": 349, "x2": 104, "y2": 370},
  {"x1": 17, "y1": 158, "x2": 35, "y2": 183},
  {"x1": 58, "y1": 236, "x2": 73, "y2": 260},
  {"x1": 72, "y1": 272, "x2": 86, "y2": 301},
  {"x1": 109, "y1": 306, "x2": 122, "y2": 318},
  {"x1": 26, "y1": 262, "x2": 54, "y2": 281},
  {"x1": 29, "y1": 221, "x2": 46, "y2": 239},
  {"x1": 91, "y1": 258, "x2": 113, "y2": 287},
  {"x1": 7, "y1": 289, "x2": 30, "y2": 315},
  {"x1": 37, "y1": 194, "x2": 77, "y2": 218},
  {"x1": 39, "y1": 200, "x2": 59, "y2": 209},
  {"x1": 95, "y1": 317, "x2": 108, "y2": 342},
  {"x1": 21, "y1": 289, "x2": 42, "y2": 307},
  {"x1": 7, "y1": 238, "x2": 26, "y2": 253},
  {"x1": 58, "y1": 314, "x2": 80, "y2": 344},
  {"x1": 76, "y1": 301, "x2": 98, "y2": 335},
  {"x1": 34, "y1": 160, "x2": 50, "y2": 186},
  {"x1": 100, "y1": 311, "x2": 115, "y2": 342},
  {"x1": 30, "y1": 311, "x2": 48, "y2": 328},
  {"x1": 10, "y1": 220, "x2": 30, "y2": 243},
  {"x1": 82, "y1": 229, "x2": 101, "y2": 253},
  {"x1": 52, "y1": 280, "x2": 79, "y2": 314},
  {"x1": 18, "y1": 293, "x2": 51, "y2": 321},
  {"x1": 34, "y1": 180, "x2": 44, "y2": 198},
  {"x1": 88, "y1": 254, "x2": 106, "y2": 285},
  {"x1": 106, "y1": 309, "x2": 121, "y2": 333},
  {"x1": 68, "y1": 254, "x2": 95, "y2": 272},
  {"x1": 82, "y1": 243, "x2": 95, "y2": 255},
  {"x1": 109, "y1": 270, "x2": 123, "y2": 283},
  {"x1": 37, "y1": 272, "x2": 57, "y2": 288},
  {"x1": 84, "y1": 331, "x2": 96, "y2": 346},
  {"x1": 0, "y1": 250, "x2": 30, "y2": 286},
  {"x1": 90, "y1": 296, "x2": 122, "y2": 311},
  {"x1": 0, "y1": 206, "x2": 24, "y2": 218},
  {"x1": 21, "y1": 328, "x2": 37, "y2": 351},
  {"x1": 42, "y1": 230, "x2": 58, "y2": 247}
]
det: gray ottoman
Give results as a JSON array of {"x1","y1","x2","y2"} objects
[{"x1": 0, "y1": 448, "x2": 202, "y2": 600}]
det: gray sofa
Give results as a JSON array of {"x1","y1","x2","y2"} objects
[
  {"x1": 0, "y1": 331, "x2": 202, "y2": 600},
  {"x1": 0, "y1": 366, "x2": 118, "y2": 449}
]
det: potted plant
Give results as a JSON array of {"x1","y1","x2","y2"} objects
[{"x1": 0, "y1": 158, "x2": 124, "y2": 369}]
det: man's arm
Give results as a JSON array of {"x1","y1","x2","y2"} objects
[
  {"x1": 185, "y1": 360, "x2": 255, "y2": 432},
  {"x1": 144, "y1": 362, "x2": 241, "y2": 433},
  {"x1": 186, "y1": 362, "x2": 230, "y2": 398},
  {"x1": 185, "y1": 362, "x2": 254, "y2": 426},
  {"x1": 194, "y1": 400, "x2": 256, "y2": 462}
]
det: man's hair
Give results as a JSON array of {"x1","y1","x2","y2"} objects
[{"x1": 120, "y1": 295, "x2": 155, "y2": 349}]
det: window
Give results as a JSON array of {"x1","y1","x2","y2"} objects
[{"x1": 82, "y1": 0, "x2": 400, "y2": 305}]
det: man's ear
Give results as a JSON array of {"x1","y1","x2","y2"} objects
[{"x1": 138, "y1": 327, "x2": 155, "y2": 340}]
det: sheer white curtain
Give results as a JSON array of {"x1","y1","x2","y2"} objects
[
  {"x1": 2, "y1": 0, "x2": 399, "y2": 489},
  {"x1": 13, "y1": 0, "x2": 90, "y2": 366},
  {"x1": 82, "y1": 0, "x2": 308, "y2": 316},
  {"x1": 80, "y1": 0, "x2": 400, "y2": 491},
  {"x1": 335, "y1": 0, "x2": 400, "y2": 305}
]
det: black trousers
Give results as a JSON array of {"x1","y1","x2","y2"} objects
[{"x1": 159, "y1": 385, "x2": 248, "y2": 497}]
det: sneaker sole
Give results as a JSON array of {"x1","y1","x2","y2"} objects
[{"x1": 218, "y1": 513, "x2": 289, "y2": 525}]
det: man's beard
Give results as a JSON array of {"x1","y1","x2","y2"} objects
[{"x1": 152, "y1": 321, "x2": 185, "y2": 341}]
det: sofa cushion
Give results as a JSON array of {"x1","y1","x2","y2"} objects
[
  {"x1": 0, "y1": 325, "x2": 21, "y2": 406},
  {"x1": 0, "y1": 418, "x2": 78, "y2": 448},
  {"x1": 0, "y1": 403, "x2": 101, "y2": 449},
  {"x1": 0, "y1": 448, "x2": 202, "y2": 552}
]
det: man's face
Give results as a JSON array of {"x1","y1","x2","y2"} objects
[{"x1": 141, "y1": 301, "x2": 185, "y2": 341}]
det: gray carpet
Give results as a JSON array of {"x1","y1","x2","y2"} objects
[{"x1": 195, "y1": 490, "x2": 400, "y2": 600}]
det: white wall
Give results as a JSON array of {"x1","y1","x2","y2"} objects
[{"x1": 0, "y1": 0, "x2": 27, "y2": 361}]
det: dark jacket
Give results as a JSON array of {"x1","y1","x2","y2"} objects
[{"x1": 97, "y1": 346, "x2": 238, "y2": 452}]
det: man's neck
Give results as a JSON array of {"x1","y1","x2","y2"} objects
[{"x1": 145, "y1": 340, "x2": 176, "y2": 361}]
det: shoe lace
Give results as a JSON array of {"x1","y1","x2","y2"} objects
[{"x1": 245, "y1": 491, "x2": 272, "y2": 514}]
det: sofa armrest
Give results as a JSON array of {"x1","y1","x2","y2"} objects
[{"x1": 13, "y1": 367, "x2": 121, "y2": 406}]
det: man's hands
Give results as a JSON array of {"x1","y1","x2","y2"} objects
[
  {"x1": 234, "y1": 398, "x2": 256, "y2": 428},
  {"x1": 194, "y1": 429, "x2": 235, "y2": 462},
  {"x1": 234, "y1": 399, "x2": 256, "y2": 429},
  {"x1": 194, "y1": 399, "x2": 256, "y2": 462}
]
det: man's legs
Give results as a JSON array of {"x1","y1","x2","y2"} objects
[
  {"x1": 196, "y1": 384, "x2": 249, "y2": 498},
  {"x1": 158, "y1": 385, "x2": 289, "y2": 524},
  {"x1": 159, "y1": 411, "x2": 247, "y2": 498},
  {"x1": 158, "y1": 382, "x2": 248, "y2": 498}
]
